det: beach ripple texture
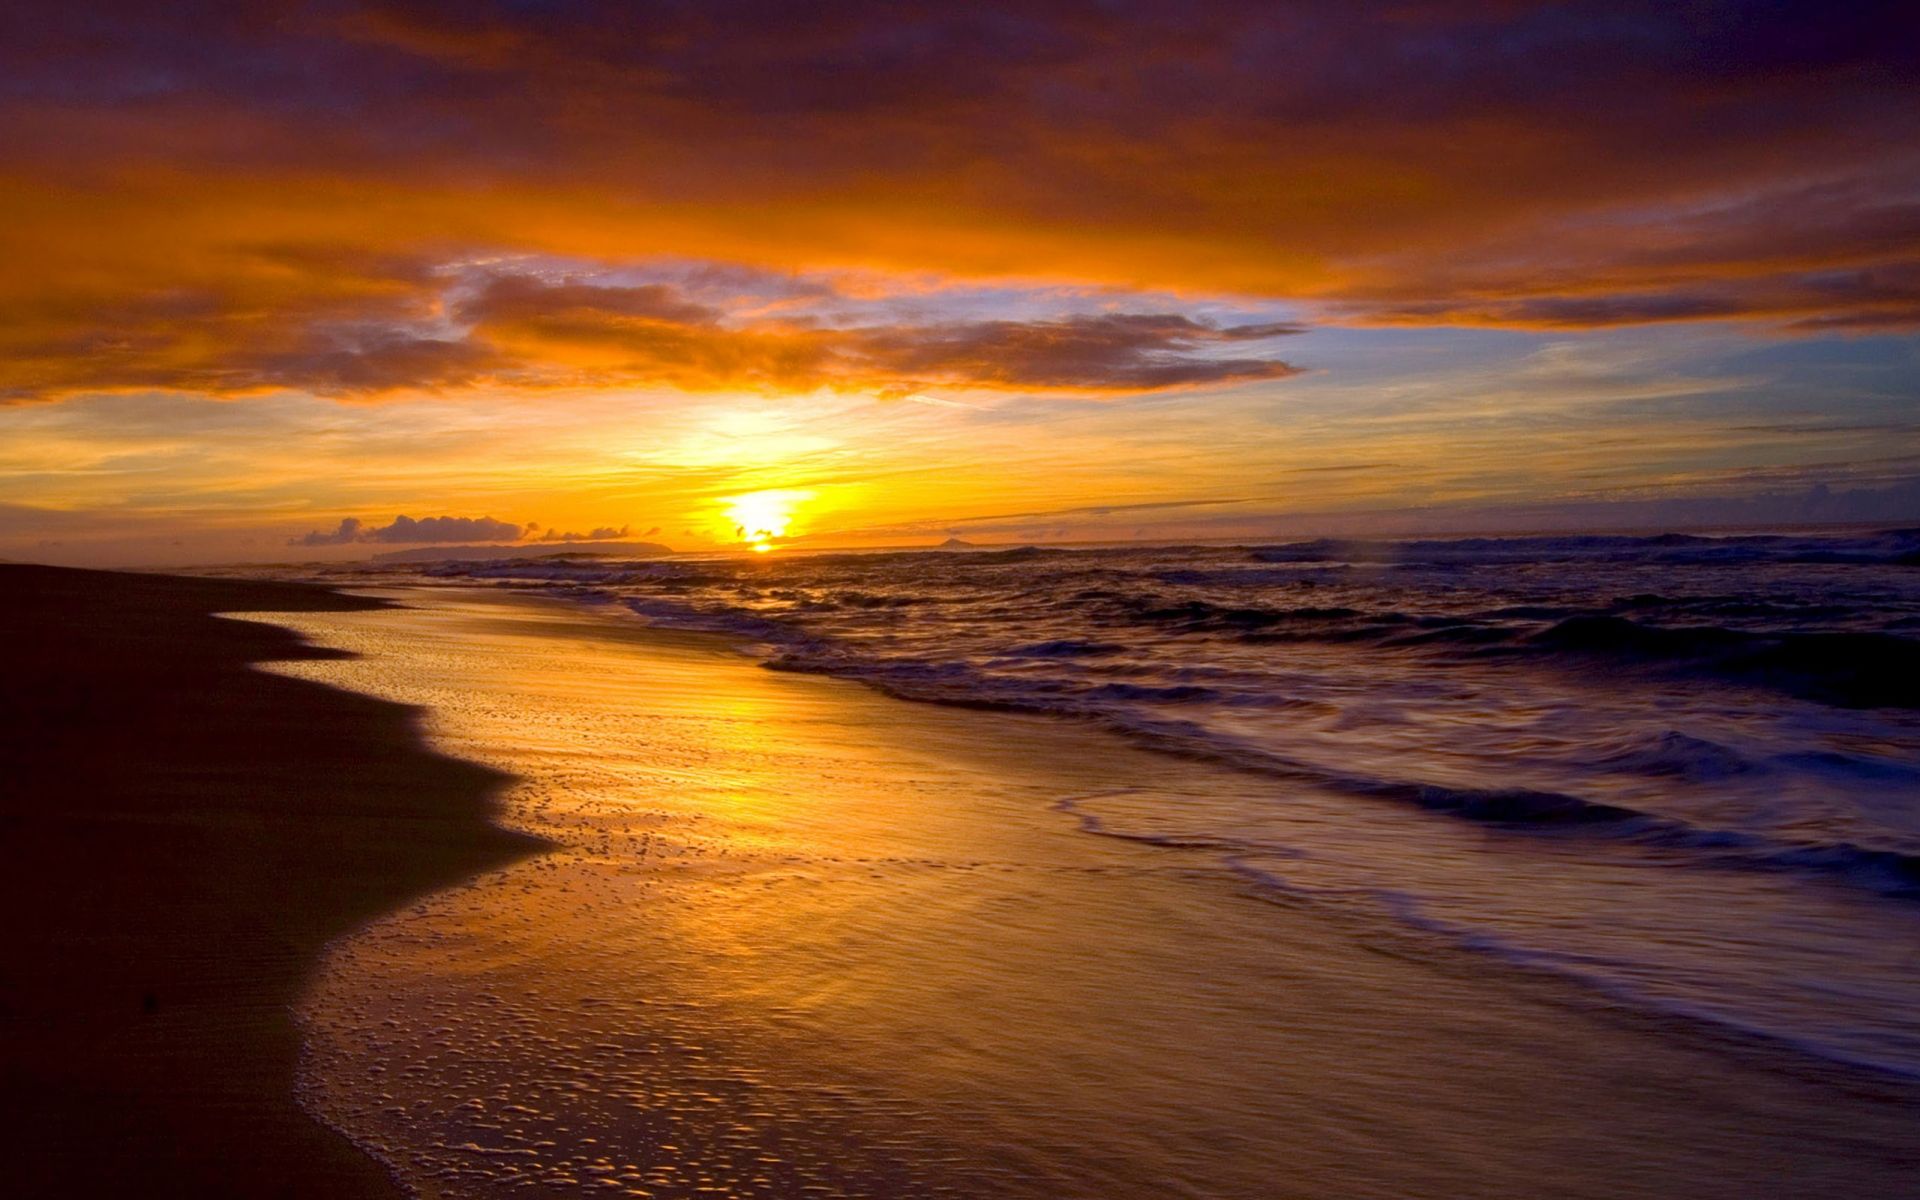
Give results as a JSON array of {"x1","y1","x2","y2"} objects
[{"x1": 402, "y1": 530, "x2": 1920, "y2": 1081}]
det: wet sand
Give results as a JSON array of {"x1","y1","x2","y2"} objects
[
  {"x1": 260, "y1": 586, "x2": 1920, "y2": 1200},
  {"x1": 0, "y1": 566, "x2": 540, "y2": 1198}
]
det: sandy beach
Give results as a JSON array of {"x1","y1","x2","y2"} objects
[
  {"x1": 246, "y1": 584, "x2": 1918, "y2": 1199},
  {"x1": 0, "y1": 566, "x2": 540, "y2": 1198},
  {"x1": 4, "y1": 568, "x2": 1917, "y2": 1196}
]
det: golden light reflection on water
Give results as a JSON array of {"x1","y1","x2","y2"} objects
[{"x1": 246, "y1": 589, "x2": 1920, "y2": 1200}]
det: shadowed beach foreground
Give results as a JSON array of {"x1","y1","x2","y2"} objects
[{"x1": 0, "y1": 566, "x2": 539, "y2": 1198}]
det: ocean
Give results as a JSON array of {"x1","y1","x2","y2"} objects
[
  {"x1": 243, "y1": 534, "x2": 1920, "y2": 1197},
  {"x1": 340, "y1": 529, "x2": 1920, "y2": 1082}
]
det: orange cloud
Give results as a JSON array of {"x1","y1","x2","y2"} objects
[
  {"x1": 0, "y1": 1, "x2": 1915, "y2": 410},
  {"x1": 0, "y1": 258, "x2": 1303, "y2": 401},
  {"x1": 462, "y1": 276, "x2": 1304, "y2": 395}
]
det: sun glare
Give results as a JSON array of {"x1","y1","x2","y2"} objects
[{"x1": 724, "y1": 488, "x2": 814, "y2": 552}]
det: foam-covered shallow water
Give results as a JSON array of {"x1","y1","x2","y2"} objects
[{"x1": 319, "y1": 530, "x2": 1920, "y2": 1080}]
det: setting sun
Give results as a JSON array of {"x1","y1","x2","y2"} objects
[{"x1": 723, "y1": 488, "x2": 814, "y2": 552}]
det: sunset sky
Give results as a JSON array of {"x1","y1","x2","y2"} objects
[{"x1": 4, "y1": 1, "x2": 1917, "y2": 564}]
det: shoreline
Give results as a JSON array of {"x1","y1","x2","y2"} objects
[
  {"x1": 364, "y1": 579, "x2": 1920, "y2": 1089},
  {"x1": 259, "y1": 584, "x2": 1920, "y2": 1199},
  {"x1": 282, "y1": 581, "x2": 1920, "y2": 1090},
  {"x1": 8, "y1": 570, "x2": 1915, "y2": 1196},
  {"x1": 0, "y1": 566, "x2": 544, "y2": 1198}
]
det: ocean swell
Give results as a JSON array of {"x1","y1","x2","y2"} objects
[{"x1": 342, "y1": 529, "x2": 1920, "y2": 1083}]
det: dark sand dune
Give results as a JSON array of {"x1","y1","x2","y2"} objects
[{"x1": 0, "y1": 566, "x2": 541, "y2": 1198}]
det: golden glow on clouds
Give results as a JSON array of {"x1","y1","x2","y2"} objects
[{"x1": 0, "y1": 4, "x2": 1915, "y2": 564}]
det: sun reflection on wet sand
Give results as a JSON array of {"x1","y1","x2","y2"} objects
[{"x1": 252, "y1": 588, "x2": 1920, "y2": 1199}]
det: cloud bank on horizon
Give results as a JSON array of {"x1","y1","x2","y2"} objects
[
  {"x1": 293, "y1": 516, "x2": 664, "y2": 547},
  {"x1": 294, "y1": 515, "x2": 530, "y2": 546},
  {"x1": 1, "y1": 1, "x2": 1917, "y2": 562}
]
